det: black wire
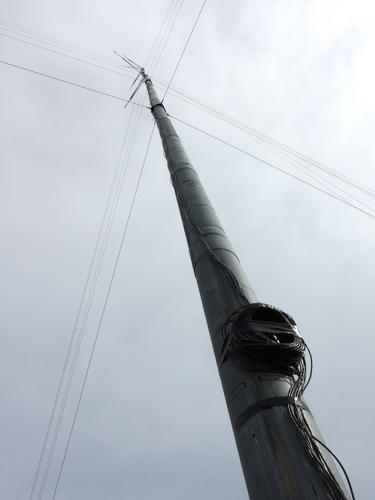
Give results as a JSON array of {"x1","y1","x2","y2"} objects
[
  {"x1": 34, "y1": 102, "x2": 145, "y2": 500},
  {"x1": 0, "y1": 20, "x2": 127, "y2": 71},
  {"x1": 147, "y1": 0, "x2": 180, "y2": 73},
  {"x1": 0, "y1": 58, "x2": 148, "y2": 108},
  {"x1": 27, "y1": 70, "x2": 145, "y2": 497},
  {"x1": 162, "y1": 0, "x2": 207, "y2": 101},
  {"x1": 285, "y1": 347, "x2": 350, "y2": 499},
  {"x1": 11, "y1": 13, "x2": 355, "y2": 497},
  {"x1": 172, "y1": 181, "x2": 249, "y2": 306},
  {"x1": 51, "y1": 121, "x2": 156, "y2": 500},
  {"x1": 144, "y1": 0, "x2": 177, "y2": 67},
  {"x1": 169, "y1": 113, "x2": 375, "y2": 221},
  {"x1": 161, "y1": 84, "x2": 375, "y2": 199},
  {"x1": 3, "y1": 15, "x2": 372, "y2": 202},
  {"x1": 117, "y1": 0, "x2": 185, "y2": 108},
  {"x1": 0, "y1": 31, "x2": 132, "y2": 77},
  {"x1": 31, "y1": 7, "x2": 175, "y2": 494},
  {"x1": 28, "y1": 142, "x2": 125, "y2": 497},
  {"x1": 221, "y1": 305, "x2": 352, "y2": 496},
  {"x1": 220, "y1": 306, "x2": 305, "y2": 372},
  {"x1": 226, "y1": 126, "x2": 375, "y2": 214},
  {"x1": 250, "y1": 127, "x2": 375, "y2": 199},
  {"x1": 150, "y1": 0, "x2": 185, "y2": 74},
  {"x1": 312, "y1": 436, "x2": 356, "y2": 500},
  {"x1": 303, "y1": 342, "x2": 313, "y2": 391},
  {"x1": 116, "y1": 0, "x2": 184, "y2": 106},
  {"x1": 232, "y1": 127, "x2": 375, "y2": 211}
]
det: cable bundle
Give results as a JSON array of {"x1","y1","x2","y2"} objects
[
  {"x1": 288, "y1": 350, "x2": 353, "y2": 500},
  {"x1": 225, "y1": 319, "x2": 305, "y2": 375},
  {"x1": 220, "y1": 304, "x2": 304, "y2": 372},
  {"x1": 221, "y1": 303, "x2": 354, "y2": 500}
]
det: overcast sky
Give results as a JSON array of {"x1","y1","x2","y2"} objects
[{"x1": 1, "y1": 1, "x2": 374, "y2": 499}]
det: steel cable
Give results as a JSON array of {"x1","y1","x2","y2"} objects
[
  {"x1": 0, "y1": 19, "x2": 128, "y2": 72},
  {"x1": 150, "y1": 0, "x2": 185, "y2": 75},
  {"x1": 0, "y1": 31, "x2": 132, "y2": 77},
  {"x1": 33, "y1": 102, "x2": 145, "y2": 500},
  {"x1": 162, "y1": 0, "x2": 207, "y2": 101},
  {"x1": 34, "y1": 4, "x2": 178, "y2": 494},
  {"x1": 144, "y1": 0, "x2": 177, "y2": 68},
  {"x1": 52, "y1": 121, "x2": 156, "y2": 500},
  {"x1": 0, "y1": 59, "x2": 147, "y2": 107},
  {"x1": 169, "y1": 113, "x2": 375, "y2": 221},
  {"x1": 158, "y1": 83, "x2": 375, "y2": 199}
]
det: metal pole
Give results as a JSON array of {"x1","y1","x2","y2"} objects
[{"x1": 142, "y1": 71, "x2": 349, "y2": 500}]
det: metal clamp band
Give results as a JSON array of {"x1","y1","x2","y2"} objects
[{"x1": 235, "y1": 396, "x2": 309, "y2": 433}]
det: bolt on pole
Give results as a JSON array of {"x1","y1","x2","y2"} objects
[{"x1": 142, "y1": 70, "x2": 350, "y2": 500}]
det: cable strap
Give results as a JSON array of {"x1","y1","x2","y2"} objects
[{"x1": 235, "y1": 396, "x2": 309, "y2": 433}]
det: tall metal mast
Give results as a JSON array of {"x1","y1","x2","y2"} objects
[{"x1": 142, "y1": 70, "x2": 349, "y2": 499}]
